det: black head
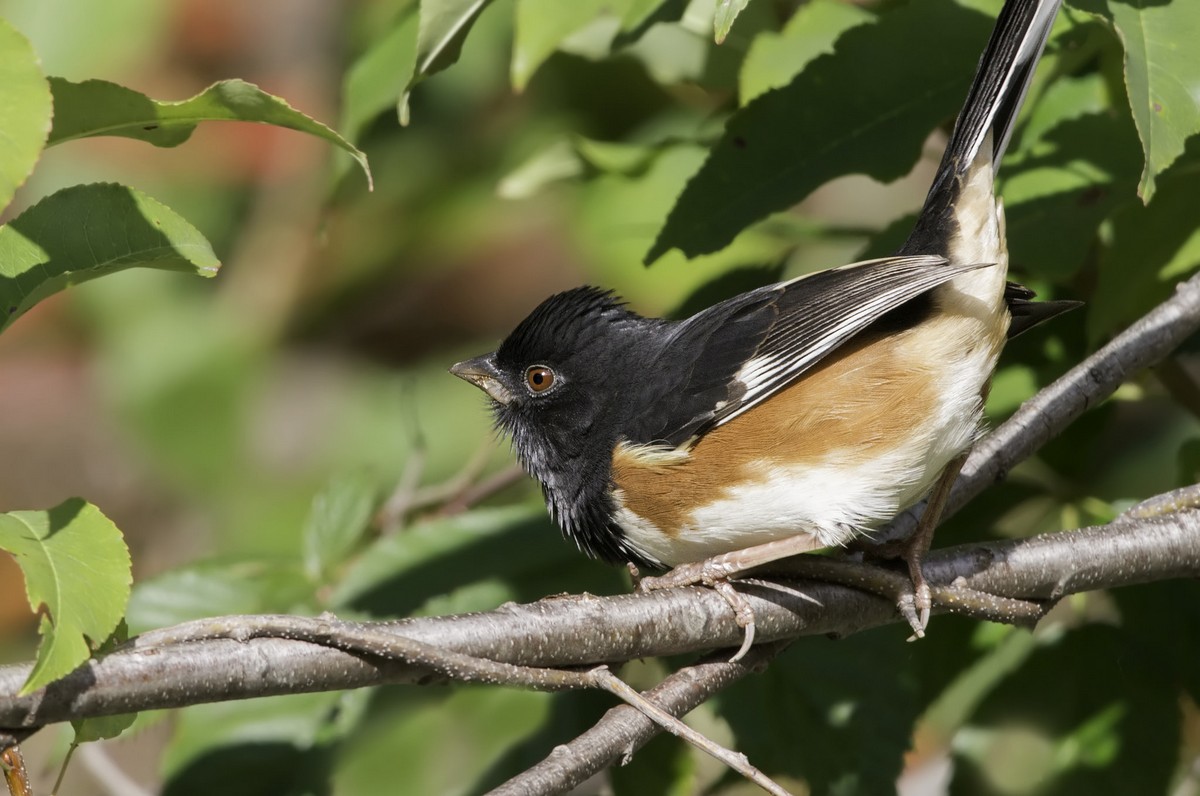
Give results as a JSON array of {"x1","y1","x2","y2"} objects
[{"x1": 450, "y1": 286, "x2": 665, "y2": 563}]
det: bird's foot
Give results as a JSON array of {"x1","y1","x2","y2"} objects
[{"x1": 638, "y1": 559, "x2": 756, "y2": 662}]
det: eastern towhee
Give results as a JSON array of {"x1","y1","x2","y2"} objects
[{"x1": 452, "y1": 0, "x2": 1072, "y2": 658}]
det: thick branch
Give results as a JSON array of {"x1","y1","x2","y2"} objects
[{"x1": 2, "y1": 509, "x2": 1197, "y2": 729}]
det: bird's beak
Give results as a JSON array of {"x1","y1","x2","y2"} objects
[{"x1": 450, "y1": 354, "x2": 514, "y2": 405}]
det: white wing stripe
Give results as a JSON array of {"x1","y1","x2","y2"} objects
[{"x1": 717, "y1": 258, "x2": 991, "y2": 427}]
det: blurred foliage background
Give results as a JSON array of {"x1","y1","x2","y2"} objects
[{"x1": 1, "y1": 0, "x2": 1199, "y2": 793}]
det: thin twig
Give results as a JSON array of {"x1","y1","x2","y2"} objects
[
  {"x1": 1, "y1": 746, "x2": 30, "y2": 796},
  {"x1": 439, "y1": 464, "x2": 526, "y2": 516},
  {"x1": 591, "y1": 667, "x2": 795, "y2": 796},
  {"x1": 377, "y1": 445, "x2": 427, "y2": 534},
  {"x1": 489, "y1": 644, "x2": 788, "y2": 796},
  {"x1": 1121, "y1": 483, "x2": 1200, "y2": 519},
  {"x1": 410, "y1": 443, "x2": 496, "y2": 511},
  {"x1": 761, "y1": 556, "x2": 1048, "y2": 627}
]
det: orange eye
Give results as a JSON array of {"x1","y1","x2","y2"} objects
[{"x1": 525, "y1": 366, "x2": 555, "y2": 393}]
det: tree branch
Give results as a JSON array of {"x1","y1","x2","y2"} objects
[
  {"x1": 486, "y1": 643, "x2": 789, "y2": 796},
  {"x1": 2, "y1": 507, "x2": 1197, "y2": 730}
]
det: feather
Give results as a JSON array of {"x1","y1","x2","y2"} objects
[{"x1": 628, "y1": 255, "x2": 991, "y2": 448}]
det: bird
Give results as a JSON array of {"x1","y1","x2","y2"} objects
[{"x1": 451, "y1": 0, "x2": 1070, "y2": 659}]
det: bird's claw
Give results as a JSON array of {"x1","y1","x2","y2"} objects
[{"x1": 637, "y1": 562, "x2": 756, "y2": 662}]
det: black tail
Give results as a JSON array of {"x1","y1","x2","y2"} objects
[
  {"x1": 903, "y1": 0, "x2": 1061, "y2": 256},
  {"x1": 940, "y1": 0, "x2": 1061, "y2": 179}
]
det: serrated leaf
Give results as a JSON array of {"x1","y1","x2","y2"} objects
[
  {"x1": 46, "y1": 77, "x2": 372, "y2": 188},
  {"x1": 862, "y1": 71, "x2": 1142, "y2": 279},
  {"x1": 302, "y1": 473, "x2": 379, "y2": 583},
  {"x1": 713, "y1": 0, "x2": 749, "y2": 44},
  {"x1": 400, "y1": 0, "x2": 498, "y2": 124},
  {"x1": 512, "y1": 0, "x2": 621, "y2": 91},
  {"x1": 0, "y1": 17, "x2": 52, "y2": 213},
  {"x1": 647, "y1": 0, "x2": 993, "y2": 262},
  {"x1": 340, "y1": 10, "x2": 419, "y2": 141},
  {"x1": 1071, "y1": 0, "x2": 1200, "y2": 201},
  {"x1": 738, "y1": 0, "x2": 872, "y2": 105},
  {"x1": 0, "y1": 499, "x2": 132, "y2": 695},
  {"x1": 0, "y1": 183, "x2": 220, "y2": 335}
]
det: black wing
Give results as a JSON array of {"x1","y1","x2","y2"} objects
[{"x1": 629, "y1": 255, "x2": 989, "y2": 448}]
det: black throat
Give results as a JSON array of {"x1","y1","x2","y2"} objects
[{"x1": 499, "y1": 401, "x2": 662, "y2": 569}]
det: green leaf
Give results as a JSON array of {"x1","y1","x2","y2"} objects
[
  {"x1": 302, "y1": 473, "x2": 379, "y2": 583},
  {"x1": 512, "y1": 0, "x2": 622, "y2": 91},
  {"x1": 575, "y1": 137, "x2": 665, "y2": 175},
  {"x1": 334, "y1": 686, "x2": 554, "y2": 796},
  {"x1": 1001, "y1": 86, "x2": 1142, "y2": 279},
  {"x1": 1089, "y1": 147, "x2": 1200, "y2": 339},
  {"x1": 717, "y1": 628, "x2": 919, "y2": 793},
  {"x1": 72, "y1": 622, "x2": 137, "y2": 742},
  {"x1": 72, "y1": 712, "x2": 138, "y2": 744},
  {"x1": 0, "y1": 499, "x2": 132, "y2": 695},
  {"x1": 161, "y1": 691, "x2": 364, "y2": 793},
  {"x1": 616, "y1": 0, "x2": 686, "y2": 47},
  {"x1": 496, "y1": 138, "x2": 585, "y2": 199},
  {"x1": 401, "y1": 0, "x2": 499, "y2": 124},
  {"x1": 126, "y1": 559, "x2": 312, "y2": 635},
  {"x1": 713, "y1": 0, "x2": 749, "y2": 45},
  {"x1": 46, "y1": 77, "x2": 372, "y2": 188},
  {"x1": 738, "y1": 0, "x2": 872, "y2": 105},
  {"x1": 950, "y1": 624, "x2": 1178, "y2": 796},
  {"x1": 1071, "y1": 0, "x2": 1200, "y2": 201},
  {"x1": 646, "y1": 0, "x2": 993, "y2": 262},
  {"x1": 0, "y1": 183, "x2": 220, "y2": 335},
  {"x1": 340, "y1": 10, "x2": 419, "y2": 141},
  {"x1": 330, "y1": 504, "x2": 626, "y2": 618},
  {"x1": 0, "y1": 17, "x2": 52, "y2": 212},
  {"x1": 863, "y1": 71, "x2": 1143, "y2": 281}
]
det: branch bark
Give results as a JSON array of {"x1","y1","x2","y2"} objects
[{"x1": 2, "y1": 507, "x2": 1198, "y2": 730}]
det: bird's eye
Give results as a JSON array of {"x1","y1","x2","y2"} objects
[{"x1": 525, "y1": 365, "x2": 556, "y2": 393}]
